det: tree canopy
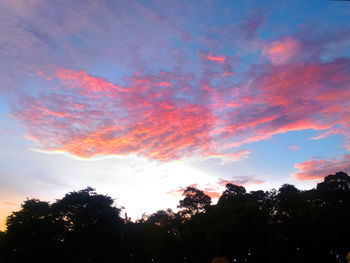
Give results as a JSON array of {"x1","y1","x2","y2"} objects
[
  {"x1": 178, "y1": 186, "x2": 211, "y2": 217},
  {"x1": 1, "y1": 171, "x2": 350, "y2": 263}
]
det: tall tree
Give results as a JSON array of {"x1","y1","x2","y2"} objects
[
  {"x1": 218, "y1": 183, "x2": 246, "y2": 206},
  {"x1": 4, "y1": 199, "x2": 55, "y2": 263},
  {"x1": 51, "y1": 187, "x2": 126, "y2": 262},
  {"x1": 178, "y1": 187, "x2": 211, "y2": 218},
  {"x1": 317, "y1": 171, "x2": 350, "y2": 191}
]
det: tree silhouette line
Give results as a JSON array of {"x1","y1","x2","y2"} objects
[{"x1": 0, "y1": 171, "x2": 350, "y2": 263}]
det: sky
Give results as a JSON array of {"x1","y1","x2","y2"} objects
[{"x1": 1, "y1": 0, "x2": 350, "y2": 230}]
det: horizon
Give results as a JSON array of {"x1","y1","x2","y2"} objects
[
  {"x1": 1, "y1": 169, "x2": 347, "y2": 228},
  {"x1": 1, "y1": 0, "x2": 350, "y2": 231}
]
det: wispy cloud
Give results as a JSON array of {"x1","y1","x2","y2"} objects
[
  {"x1": 293, "y1": 154, "x2": 350, "y2": 180},
  {"x1": 310, "y1": 127, "x2": 341, "y2": 140},
  {"x1": 13, "y1": 55, "x2": 350, "y2": 161},
  {"x1": 166, "y1": 175, "x2": 265, "y2": 199},
  {"x1": 216, "y1": 176, "x2": 266, "y2": 187},
  {"x1": 262, "y1": 37, "x2": 301, "y2": 65},
  {"x1": 206, "y1": 54, "x2": 226, "y2": 64},
  {"x1": 288, "y1": 145, "x2": 299, "y2": 151}
]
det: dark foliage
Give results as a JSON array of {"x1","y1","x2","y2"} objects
[
  {"x1": 178, "y1": 187, "x2": 211, "y2": 218},
  {"x1": 1, "y1": 172, "x2": 350, "y2": 263}
]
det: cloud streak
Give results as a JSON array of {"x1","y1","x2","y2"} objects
[
  {"x1": 15, "y1": 68, "x2": 247, "y2": 162},
  {"x1": 13, "y1": 54, "x2": 350, "y2": 162},
  {"x1": 262, "y1": 37, "x2": 301, "y2": 65},
  {"x1": 293, "y1": 155, "x2": 350, "y2": 181}
]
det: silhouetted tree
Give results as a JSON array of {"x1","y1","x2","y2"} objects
[
  {"x1": 146, "y1": 209, "x2": 181, "y2": 236},
  {"x1": 0, "y1": 231, "x2": 4, "y2": 257},
  {"x1": 223, "y1": 183, "x2": 246, "y2": 195},
  {"x1": 317, "y1": 171, "x2": 350, "y2": 191},
  {"x1": 51, "y1": 187, "x2": 126, "y2": 262},
  {"x1": 1, "y1": 172, "x2": 350, "y2": 263},
  {"x1": 1, "y1": 188, "x2": 127, "y2": 263},
  {"x1": 178, "y1": 187, "x2": 211, "y2": 218},
  {"x1": 128, "y1": 209, "x2": 183, "y2": 263},
  {"x1": 276, "y1": 184, "x2": 301, "y2": 218},
  {"x1": 3, "y1": 199, "x2": 55, "y2": 263},
  {"x1": 218, "y1": 183, "x2": 246, "y2": 206}
]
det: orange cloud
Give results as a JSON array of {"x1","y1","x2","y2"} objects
[
  {"x1": 292, "y1": 154, "x2": 350, "y2": 180},
  {"x1": 202, "y1": 188, "x2": 221, "y2": 199},
  {"x1": 1, "y1": 201, "x2": 17, "y2": 206}
]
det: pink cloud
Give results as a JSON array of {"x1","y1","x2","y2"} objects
[
  {"x1": 8, "y1": 11, "x2": 350, "y2": 164},
  {"x1": 166, "y1": 184, "x2": 222, "y2": 199},
  {"x1": 140, "y1": 4, "x2": 191, "y2": 42},
  {"x1": 220, "y1": 58, "x2": 350, "y2": 149},
  {"x1": 288, "y1": 145, "x2": 299, "y2": 151},
  {"x1": 217, "y1": 176, "x2": 266, "y2": 187},
  {"x1": 207, "y1": 54, "x2": 226, "y2": 64},
  {"x1": 15, "y1": 69, "x2": 222, "y2": 161},
  {"x1": 167, "y1": 187, "x2": 221, "y2": 199},
  {"x1": 221, "y1": 71, "x2": 235, "y2": 77},
  {"x1": 204, "y1": 150, "x2": 251, "y2": 164},
  {"x1": 35, "y1": 105, "x2": 69, "y2": 118},
  {"x1": 166, "y1": 184, "x2": 198, "y2": 197},
  {"x1": 14, "y1": 56, "x2": 350, "y2": 162},
  {"x1": 293, "y1": 154, "x2": 350, "y2": 181},
  {"x1": 310, "y1": 127, "x2": 341, "y2": 140},
  {"x1": 167, "y1": 176, "x2": 265, "y2": 200},
  {"x1": 57, "y1": 69, "x2": 127, "y2": 97},
  {"x1": 262, "y1": 37, "x2": 301, "y2": 65}
]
